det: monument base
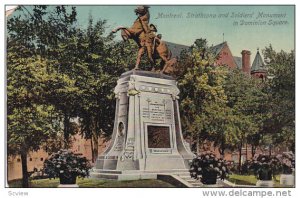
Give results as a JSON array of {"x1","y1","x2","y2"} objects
[
  {"x1": 91, "y1": 70, "x2": 194, "y2": 180},
  {"x1": 90, "y1": 168, "x2": 190, "y2": 181}
]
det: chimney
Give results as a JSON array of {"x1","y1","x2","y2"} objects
[{"x1": 241, "y1": 50, "x2": 251, "y2": 75}]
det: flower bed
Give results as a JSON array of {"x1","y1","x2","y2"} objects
[
  {"x1": 43, "y1": 149, "x2": 91, "y2": 185},
  {"x1": 189, "y1": 151, "x2": 229, "y2": 185}
]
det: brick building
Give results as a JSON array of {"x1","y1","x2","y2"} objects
[{"x1": 210, "y1": 41, "x2": 267, "y2": 78}]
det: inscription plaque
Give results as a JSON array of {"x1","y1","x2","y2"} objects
[
  {"x1": 147, "y1": 126, "x2": 171, "y2": 148},
  {"x1": 141, "y1": 97, "x2": 173, "y2": 123}
]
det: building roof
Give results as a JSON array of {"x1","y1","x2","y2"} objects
[
  {"x1": 233, "y1": 56, "x2": 242, "y2": 69},
  {"x1": 251, "y1": 49, "x2": 267, "y2": 72},
  {"x1": 165, "y1": 41, "x2": 190, "y2": 58},
  {"x1": 210, "y1": 42, "x2": 227, "y2": 55}
]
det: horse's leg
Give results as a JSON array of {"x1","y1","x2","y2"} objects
[
  {"x1": 158, "y1": 55, "x2": 169, "y2": 73},
  {"x1": 161, "y1": 61, "x2": 169, "y2": 74},
  {"x1": 121, "y1": 29, "x2": 134, "y2": 42},
  {"x1": 135, "y1": 47, "x2": 145, "y2": 70},
  {"x1": 146, "y1": 45, "x2": 155, "y2": 69},
  {"x1": 161, "y1": 58, "x2": 177, "y2": 74},
  {"x1": 111, "y1": 26, "x2": 126, "y2": 33}
]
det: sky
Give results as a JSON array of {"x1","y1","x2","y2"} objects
[
  {"x1": 10, "y1": 5, "x2": 295, "y2": 60},
  {"x1": 73, "y1": 5, "x2": 295, "y2": 59}
]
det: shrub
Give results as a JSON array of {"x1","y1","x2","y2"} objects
[
  {"x1": 44, "y1": 149, "x2": 91, "y2": 183},
  {"x1": 276, "y1": 152, "x2": 295, "y2": 174},
  {"x1": 249, "y1": 154, "x2": 281, "y2": 180},
  {"x1": 189, "y1": 151, "x2": 229, "y2": 184}
]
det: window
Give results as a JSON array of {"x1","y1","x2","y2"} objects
[
  {"x1": 40, "y1": 158, "x2": 43, "y2": 161},
  {"x1": 29, "y1": 158, "x2": 32, "y2": 161},
  {"x1": 17, "y1": 158, "x2": 21, "y2": 162}
]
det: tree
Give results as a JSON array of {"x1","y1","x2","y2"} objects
[
  {"x1": 177, "y1": 39, "x2": 237, "y2": 155},
  {"x1": 7, "y1": 55, "x2": 63, "y2": 187},
  {"x1": 224, "y1": 68, "x2": 268, "y2": 170},
  {"x1": 177, "y1": 38, "x2": 270, "y2": 171},
  {"x1": 262, "y1": 46, "x2": 295, "y2": 152},
  {"x1": 8, "y1": 5, "x2": 80, "y2": 148},
  {"x1": 7, "y1": 5, "x2": 79, "y2": 187}
]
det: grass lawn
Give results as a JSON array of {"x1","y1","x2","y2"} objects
[
  {"x1": 228, "y1": 174, "x2": 284, "y2": 187},
  {"x1": 228, "y1": 174, "x2": 257, "y2": 185},
  {"x1": 8, "y1": 178, "x2": 176, "y2": 188}
]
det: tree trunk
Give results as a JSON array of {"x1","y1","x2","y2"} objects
[
  {"x1": 219, "y1": 137, "x2": 225, "y2": 159},
  {"x1": 245, "y1": 143, "x2": 248, "y2": 161},
  {"x1": 238, "y1": 143, "x2": 243, "y2": 173},
  {"x1": 251, "y1": 145, "x2": 256, "y2": 158},
  {"x1": 196, "y1": 134, "x2": 200, "y2": 154},
  {"x1": 63, "y1": 112, "x2": 69, "y2": 149},
  {"x1": 20, "y1": 151, "x2": 29, "y2": 188},
  {"x1": 90, "y1": 138, "x2": 94, "y2": 163},
  {"x1": 218, "y1": 146, "x2": 225, "y2": 159},
  {"x1": 92, "y1": 131, "x2": 98, "y2": 163}
]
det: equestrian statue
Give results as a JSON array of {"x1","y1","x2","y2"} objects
[{"x1": 112, "y1": 5, "x2": 177, "y2": 74}]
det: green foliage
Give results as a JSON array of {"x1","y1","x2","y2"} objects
[
  {"x1": 224, "y1": 69, "x2": 268, "y2": 153},
  {"x1": 262, "y1": 45, "x2": 295, "y2": 151},
  {"x1": 7, "y1": 55, "x2": 63, "y2": 155},
  {"x1": 178, "y1": 40, "x2": 236, "y2": 153},
  {"x1": 44, "y1": 149, "x2": 92, "y2": 179}
]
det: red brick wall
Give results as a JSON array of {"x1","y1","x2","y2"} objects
[
  {"x1": 241, "y1": 50, "x2": 251, "y2": 75},
  {"x1": 214, "y1": 44, "x2": 237, "y2": 69},
  {"x1": 7, "y1": 134, "x2": 110, "y2": 181}
]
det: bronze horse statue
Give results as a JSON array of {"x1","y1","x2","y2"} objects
[{"x1": 112, "y1": 6, "x2": 176, "y2": 73}]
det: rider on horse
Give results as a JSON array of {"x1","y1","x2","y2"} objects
[{"x1": 112, "y1": 6, "x2": 176, "y2": 73}]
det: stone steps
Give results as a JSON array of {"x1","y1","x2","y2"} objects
[
  {"x1": 174, "y1": 172, "x2": 203, "y2": 188},
  {"x1": 92, "y1": 169, "x2": 189, "y2": 174},
  {"x1": 178, "y1": 175, "x2": 192, "y2": 178},
  {"x1": 91, "y1": 169, "x2": 122, "y2": 174},
  {"x1": 90, "y1": 172, "x2": 119, "y2": 180},
  {"x1": 90, "y1": 171, "x2": 157, "y2": 181}
]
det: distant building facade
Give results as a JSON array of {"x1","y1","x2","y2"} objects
[
  {"x1": 7, "y1": 134, "x2": 109, "y2": 181},
  {"x1": 209, "y1": 41, "x2": 267, "y2": 78},
  {"x1": 166, "y1": 40, "x2": 268, "y2": 78}
]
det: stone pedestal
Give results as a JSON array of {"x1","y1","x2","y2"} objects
[
  {"x1": 91, "y1": 70, "x2": 194, "y2": 180},
  {"x1": 280, "y1": 174, "x2": 295, "y2": 186},
  {"x1": 58, "y1": 184, "x2": 79, "y2": 188},
  {"x1": 256, "y1": 180, "x2": 274, "y2": 187}
]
